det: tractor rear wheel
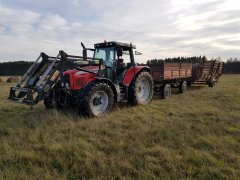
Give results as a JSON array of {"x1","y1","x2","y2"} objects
[
  {"x1": 128, "y1": 71, "x2": 154, "y2": 105},
  {"x1": 179, "y1": 81, "x2": 187, "y2": 93},
  {"x1": 78, "y1": 82, "x2": 114, "y2": 117},
  {"x1": 160, "y1": 84, "x2": 171, "y2": 99}
]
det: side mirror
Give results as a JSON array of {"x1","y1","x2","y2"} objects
[{"x1": 117, "y1": 47, "x2": 123, "y2": 57}]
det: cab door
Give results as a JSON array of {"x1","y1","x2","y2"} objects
[{"x1": 94, "y1": 47, "x2": 116, "y2": 81}]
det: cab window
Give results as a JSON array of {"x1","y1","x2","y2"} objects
[
  {"x1": 121, "y1": 50, "x2": 131, "y2": 65},
  {"x1": 94, "y1": 47, "x2": 115, "y2": 67}
]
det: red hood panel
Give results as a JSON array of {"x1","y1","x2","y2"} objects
[
  {"x1": 63, "y1": 66, "x2": 100, "y2": 75},
  {"x1": 63, "y1": 66, "x2": 99, "y2": 90}
]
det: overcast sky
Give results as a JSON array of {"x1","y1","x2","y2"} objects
[{"x1": 0, "y1": 0, "x2": 239, "y2": 62}]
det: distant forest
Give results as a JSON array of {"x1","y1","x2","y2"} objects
[
  {"x1": 0, "y1": 56, "x2": 240, "y2": 75},
  {"x1": 0, "y1": 61, "x2": 34, "y2": 76}
]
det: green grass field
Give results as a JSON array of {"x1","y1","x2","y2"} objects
[{"x1": 0, "y1": 75, "x2": 240, "y2": 179}]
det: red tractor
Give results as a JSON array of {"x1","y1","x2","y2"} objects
[{"x1": 9, "y1": 41, "x2": 154, "y2": 117}]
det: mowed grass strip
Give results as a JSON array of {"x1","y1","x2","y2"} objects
[{"x1": 0, "y1": 75, "x2": 239, "y2": 179}]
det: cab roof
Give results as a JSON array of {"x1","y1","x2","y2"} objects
[{"x1": 94, "y1": 41, "x2": 136, "y2": 49}]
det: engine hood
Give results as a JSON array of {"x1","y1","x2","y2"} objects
[
  {"x1": 62, "y1": 66, "x2": 100, "y2": 90},
  {"x1": 63, "y1": 66, "x2": 100, "y2": 75}
]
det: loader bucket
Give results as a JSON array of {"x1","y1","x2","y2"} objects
[{"x1": 8, "y1": 86, "x2": 35, "y2": 105}]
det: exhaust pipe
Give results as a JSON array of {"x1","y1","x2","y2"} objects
[{"x1": 81, "y1": 42, "x2": 87, "y2": 61}]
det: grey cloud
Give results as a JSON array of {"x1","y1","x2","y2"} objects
[{"x1": 0, "y1": 0, "x2": 239, "y2": 62}]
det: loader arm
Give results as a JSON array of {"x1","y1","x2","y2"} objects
[{"x1": 8, "y1": 52, "x2": 63, "y2": 105}]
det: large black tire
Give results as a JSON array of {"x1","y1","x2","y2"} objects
[
  {"x1": 208, "y1": 77, "x2": 215, "y2": 87},
  {"x1": 179, "y1": 81, "x2": 187, "y2": 93},
  {"x1": 43, "y1": 97, "x2": 54, "y2": 109},
  {"x1": 128, "y1": 71, "x2": 154, "y2": 105},
  {"x1": 160, "y1": 84, "x2": 171, "y2": 99},
  {"x1": 43, "y1": 90, "x2": 55, "y2": 109},
  {"x1": 43, "y1": 89, "x2": 62, "y2": 109},
  {"x1": 78, "y1": 82, "x2": 114, "y2": 117}
]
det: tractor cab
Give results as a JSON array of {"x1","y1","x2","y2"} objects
[{"x1": 93, "y1": 41, "x2": 138, "y2": 82}]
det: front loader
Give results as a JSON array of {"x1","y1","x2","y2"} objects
[
  {"x1": 8, "y1": 52, "x2": 63, "y2": 105},
  {"x1": 8, "y1": 48, "x2": 102, "y2": 106},
  {"x1": 9, "y1": 41, "x2": 154, "y2": 117}
]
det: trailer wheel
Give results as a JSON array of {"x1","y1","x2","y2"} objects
[
  {"x1": 128, "y1": 71, "x2": 154, "y2": 105},
  {"x1": 208, "y1": 78, "x2": 215, "y2": 87},
  {"x1": 208, "y1": 82, "x2": 215, "y2": 87},
  {"x1": 187, "y1": 81, "x2": 192, "y2": 87},
  {"x1": 179, "y1": 81, "x2": 187, "y2": 93},
  {"x1": 161, "y1": 84, "x2": 171, "y2": 99},
  {"x1": 78, "y1": 82, "x2": 114, "y2": 117}
]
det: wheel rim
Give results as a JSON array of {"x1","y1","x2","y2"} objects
[
  {"x1": 137, "y1": 78, "x2": 150, "y2": 102},
  {"x1": 182, "y1": 82, "x2": 187, "y2": 91},
  {"x1": 90, "y1": 91, "x2": 109, "y2": 115},
  {"x1": 165, "y1": 86, "x2": 170, "y2": 97}
]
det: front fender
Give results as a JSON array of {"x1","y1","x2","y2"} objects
[{"x1": 122, "y1": 66, "x2": 151, "y2": 86}]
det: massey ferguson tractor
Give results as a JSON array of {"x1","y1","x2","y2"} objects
[{"x1": 8, "y1": 41, "x2": 154, "y2": 117}]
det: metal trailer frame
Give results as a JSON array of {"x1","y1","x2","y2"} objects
[{"x1": 192, "y1": 60, "x2": 224, "y2": 85}]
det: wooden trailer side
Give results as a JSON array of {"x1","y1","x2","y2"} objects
[
  {"x1": 192, "y1": 60, "x2": 224, "y2": 83},
  {"x1": 149, "y1": 62, "x2": 192, "y2": 81}
]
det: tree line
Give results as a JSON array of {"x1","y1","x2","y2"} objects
[
  {"x1": 146, "y1": 56, "x2": 240, "y2": 74},
  {"x1": 0, "y1": 57, "x2": 240, "y2": 75},
  {"x1": 146, "y1": 56, "x2": 208, "y2": 64},
  {"x1": 0, "y1": 61, "x2": 34, "y2": 76},
  {"x1": 224, "y1": 58, "x2": 240, "y2": 74}
]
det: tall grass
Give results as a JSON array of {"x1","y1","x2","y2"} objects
[{"x1": 0, "y1": 75, "x2": 239, "y2": 179}]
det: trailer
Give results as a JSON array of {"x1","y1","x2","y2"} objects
[
  {"x1": 192, "y1": 60, "x2": 224, "y2": 87},
  {"x1": 149, "y1": 62, "x2": 192, "y2": 98}
]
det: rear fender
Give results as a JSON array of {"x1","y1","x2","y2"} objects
[
  {"x1": 122, "y1": 66, "x2": 151, "y2": 86},
  {"x1": 94, "y1": 77, "x2": 118, "y2": 102}
]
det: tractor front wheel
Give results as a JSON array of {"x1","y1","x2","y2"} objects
[
  {"x1": 128, "y1": 71, "x2": 154, "y2": 105},
  {"x1": 43, "y1": 89, "x2": 63, "y2": 109},
  {"x1": 78, "y1": 82, "x2": 114, "y2": 117},
  {"x1": 43, "y1": 90, "x2": 55, "y2": 109}
]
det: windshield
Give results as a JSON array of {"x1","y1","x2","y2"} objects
[{"x1": 94, "y1": 47, "x2": 115, "y2": 67}]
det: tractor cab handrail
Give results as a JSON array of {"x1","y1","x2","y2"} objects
[
  {"x1": 59, "y1": 50, "x2": 102, "y2": 62},
  {"x1": 59, "y1": 50, "x2": 104, "y2": 77}
]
